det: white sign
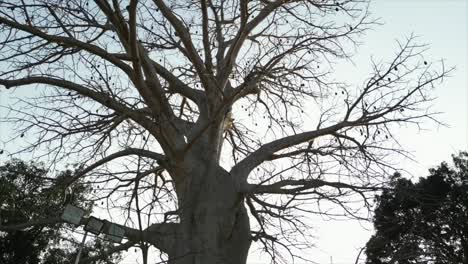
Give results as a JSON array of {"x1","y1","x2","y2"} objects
[
  {"x1": 84, "y1": 217, "x2": 104, "y2": 235},
  {"x1": 61, "y1": 205, "x2": 85, "y2": 225},
  {"x1": 105, "y1": 223, "x2": 125, "y2": 243}
]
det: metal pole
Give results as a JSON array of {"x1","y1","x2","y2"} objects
[{"x1": 74, "y1": 231, "x2": 88, "y2": 264}]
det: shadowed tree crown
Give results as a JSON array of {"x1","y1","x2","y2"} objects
[
  {"x1": 0, "y1": 159, "x2": 122, "y2": 264},
  {"x1": 0, "y1": 0, "x2": 450, "y2": 263},
  {"x1": 365, "y1": 152, "x2": 468, "y2": 264}
]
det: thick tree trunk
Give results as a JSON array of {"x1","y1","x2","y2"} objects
[
  {"x1": 166, "y1": 155, "x2": 251, "y2": 264},
  {"x1": 168, "y1": 204, "x2": 251, "y2": 264}
]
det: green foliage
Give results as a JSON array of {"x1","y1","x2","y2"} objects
[
  {"x1": 365, "y1": 152, "x2": 468, "y2": 264},
  {"x1": 41, "y1": 239, "x2": 123, "y2": 264},
  {"x1": 0, "y1": 159, "x2": 121, "y2": 264}
]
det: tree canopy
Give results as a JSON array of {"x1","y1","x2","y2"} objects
[
  {"x1": 0, "y1": 159, "x2": 121, "y2": 264},
  {"x1": 0, "y1": 0, "x2": 451, "y2": 263},
  {"x1": 365, "y1": 152, "x2": 468, "y2": 264}
]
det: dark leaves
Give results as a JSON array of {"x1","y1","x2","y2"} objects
[{"x1": 365, "y1": 153, "x2": 468, "y2": 264}]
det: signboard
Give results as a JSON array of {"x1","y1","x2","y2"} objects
[
  {"x1": 103, "y1": 222, "x2": 125, "y2": 243},
  {"x1": 83, "y1": 216, "x2": 104, "y2": 235},
  {"x1": 61, "y1": 205, "x2": 85, "y2": 226}
]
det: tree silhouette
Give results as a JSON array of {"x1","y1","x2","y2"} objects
[
  {"x1": 0, "y1": 0, "x2": 450, "y2": 263},
  {"x1": 365, "y1": 152, "x2": 468, "y2": 264}
]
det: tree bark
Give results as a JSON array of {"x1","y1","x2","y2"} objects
[{"x1": 166, "y1": 154, "x2": 251, "y2": 264}]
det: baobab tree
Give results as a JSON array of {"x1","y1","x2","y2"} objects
[{"x1": 0, "y1": 0, "x2": 449, "y2": 263}]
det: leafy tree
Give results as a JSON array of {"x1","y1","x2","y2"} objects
[
  {"x1": 0, "y1": 0, "x2": 450, "y2": 263},
  {"x1": 41, "y1": 239, "x2": 125, "y2": 264},
  {"x1": 0, "y1": 159, "x2": 121, "y2": 264},
  {"x1": 365, "y1": 152, "x2": 468, "y2": 264}
]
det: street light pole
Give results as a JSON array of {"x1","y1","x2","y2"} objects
[
  {"x1": 61, "y1": 204, "x2": 124, "y2": 263},
  {"x1": 74, "y1": 231, "x2": 88, "y2": 264}
]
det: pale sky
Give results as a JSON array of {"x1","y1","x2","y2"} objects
[
  {"x1": 0, "y1": 1, "x2": 467, "y2": 264},
  {"x1": 266, "y1": 1, "x2": 468, "y2": 263}
]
